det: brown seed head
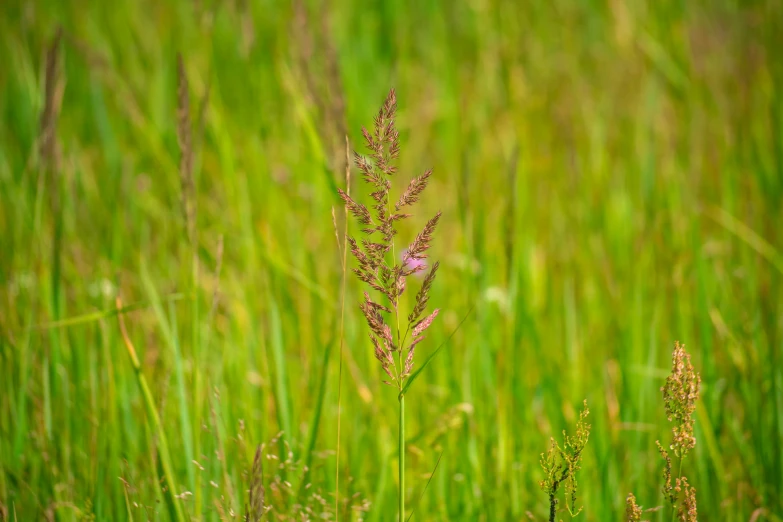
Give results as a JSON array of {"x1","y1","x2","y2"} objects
[
  {"x1": 625, "y1": 493, "x2": 643, "y2": 522},
  {"x1": 246, "y1": 444, "x2": 265, "y2": 521},
  {"x1": 676, "y1": 477, "x2": 697, "y2": 522},
  {"x1": 656, "y1": 440, "x2": 675, "y2": 505},
  {"x1": 340, "y1": 89, "x2": 441, "y2": 390},
  {"x1": 176, "y1": 54, "x2": 196, "y2": 245},
  {"x1": 40, "y1": 28, "x2": 63, "y2": 173},
  {"x1": 396, "y1": 169, "x2": 433, "y2": 211},
  {"x1": 408, "y1": 262, "x2": 439, "y2": 324},
  {"x1": 404, "y1": 212, "x2": 442, "y2": 262},
  {"x1": 662, "y1": 342, "x2": 701, "y2": 457}
]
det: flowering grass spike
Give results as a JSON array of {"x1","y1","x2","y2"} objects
[
  {"x1": 657, "y1": 342, "x2": 701, "y2": 520},
  {"x1": 539, "y1": 401, "x2": 591, "y2": 522},
  {"x1": 339, "y1": 89, "x2": 442, "y2": 521}
]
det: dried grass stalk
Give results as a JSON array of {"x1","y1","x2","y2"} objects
[
  {"x1": 246, "y1": 444, "x2": 266, "y2": 522},
  {"x1": 39, "y1": 28, "x2": 63, "y2": 173},
  {"x1": 176, "y1": 53, "x2": 196, "y2": 245}
]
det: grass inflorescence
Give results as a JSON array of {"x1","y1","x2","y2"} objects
[
  {"x1": 539, "y1": 401, "x2": 591, "y2": 522},
  {"x1": 339, "y1": 88, "x2": 442, "y2": 521},
  {"x1": 628, "y1": 342, "x2": 702, "y2": 522},
  {"x1": 659, "y1": 342, "x2": 701, "y2": 520}
]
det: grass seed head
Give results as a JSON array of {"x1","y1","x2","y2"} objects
[
  {"x1": 656, "y1": 439, "x2": 675, "y2": 505},
  {"x1": 176, "y1": 53, "x2": 196, "y2": 245},
  {"x1": 340, "y1": 89, "x2": 441, "y2": 391},
  {"x1": 676, "y1": 477, "x2": 697, "y2": 522},
  {"x1": 625, "y1": 493, "x2": 643, "y2": 522},
  {"x1": 246, "y1": 444, "x2": 265, "y2": 522},
  {"x1": 657, "y1": 342, "x2": 701, "y2": 517},
  {"x1": 539, "y1": 401, "x2": 590, "y2": 521},
  {"x1": 39, "y1": 28, "x2": 63, "y2": 173},
  {"x1": 662, "y1": 342, "x2": 701, "y2": 458}
]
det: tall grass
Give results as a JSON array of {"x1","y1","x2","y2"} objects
[
  {"x1": 338, "y1": 88, "x2": 443, "y2": 521},
  {"x1": 1, "y1": 0, "x2": 782, "y2": 520}
]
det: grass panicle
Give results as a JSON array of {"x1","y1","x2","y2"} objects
[
  {"x1": 242, "y1": 435, "x2": 369, "y2": 521},
  {"x1": 630, "y1": 342, "x2": 702, "y2": 522},
  {"x1": 175, "y1": 52, "x2": 204, "y2": 513},
  {"x1": 675, "y1": 477, "x2": 697, "y2": 522},
  {"x1": 539, "y1": 401, "x2": 591, "y2": 522},
  {"x1": 656, "y1": 342, "x2": 700, "y2": 520},
  {"x1": 246, "y1": 444, "x2": 266, "y2": 522},
  {"x1": 625, "y1": 493, "x2": 643, "y2": 522},
  {"x1": 662, "y1": 342, "x2": 701, "y2": 459},
  {"x1": 340, "y1": 88, "x2": 442, "y2": 522},
  {"x1": 176, "y1": 53, "x2": 196, "y2": 245},
  {"x1": 39, "y1": 27, "x2": 63, "y2": 174}
]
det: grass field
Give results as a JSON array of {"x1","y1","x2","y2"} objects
[{"x1": 1, "y1": 0, "x2": 783, "y2": 520}]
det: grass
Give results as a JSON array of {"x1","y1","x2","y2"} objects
[
  {"x1": 1, "y1": 0, "x2": 783, "y2": 520},
  {"x1": 116, "y1": 296, "x2": 187, "y2": 522},
  {"x1": 338, "y1": 87, "x2": 443, "y2": 521}
]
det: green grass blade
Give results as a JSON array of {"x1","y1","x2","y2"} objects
[
  {"x1": 705, "y1": 206, "x2": 783, "y2": 275},
  {"x1": 30, "y1": 293, "x2": 189, "y2": 331},
  {"x1": 139, "y1": 259, "x2": 195, "y2": 495},
  {"x1": 116, "y1": 298, "x2": 187, "y2": 522},
  {"x1": 269, "y1": 299, "x2": 292, "y2": 439}
]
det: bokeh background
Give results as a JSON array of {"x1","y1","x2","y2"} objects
[{"x1": 2, "y1": 0, "x2": 782, "y2": 520}]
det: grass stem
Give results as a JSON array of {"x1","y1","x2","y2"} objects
[
  {"x1": 335, "y1": 135, "x2": 351, "y2": 520},
  {"x1": 116, "y1": 298, "x2": 187, "y2": 522},
  {"x1": 399, "y1": 393, "x2": 405, "y2": 522}
]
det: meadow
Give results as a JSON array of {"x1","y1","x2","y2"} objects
[{"x1": 1, "y1": 0, "x2": 782, "y2": 520}]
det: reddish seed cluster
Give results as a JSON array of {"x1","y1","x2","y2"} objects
[{"x1": 339, "y1": 89, "x2": 441, "y2": 388}]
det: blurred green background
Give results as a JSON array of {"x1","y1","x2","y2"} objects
[{"x1": 1, "y1": 0, "x2": 782, "y2": 520}]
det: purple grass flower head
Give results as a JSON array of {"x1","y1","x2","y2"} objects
[{"x1": 337, "y1": 88, "x2": 441, "y2": 390}]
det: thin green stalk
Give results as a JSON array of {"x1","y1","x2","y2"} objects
[
  {"x1": 390, "y1": 159, "x2": 405, "y2": 522},
  {"x1": 335, "y1": 136, "x2": 350, "y2": 519},
  {"x1": 116, "y1": 298, "x2": 187, "y2": 522},
  {"x1": 30, "y1": 292, "x2": 189, "y2": 331},
  {"x1": 269, "y1": 298, "x2": 293, "y2": 439},
  {"x1": 191, "y1": 243, "x2": 202, "y2": 516},
  {"x1": 399, "y1": 393, "x2": 405, "y2": 522},
  {"x1": 406, "y1": 449, "x2": 444, "y2": 522},
  {"x1": 177, "y1": 51, "x2": 201, "y2": 511},
  {"x1": 390, "y1": 190, "x2": 402, "y2": 372},
  {"x1": 123, "y1": 482, "x2": 135, "y2": 521}
]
